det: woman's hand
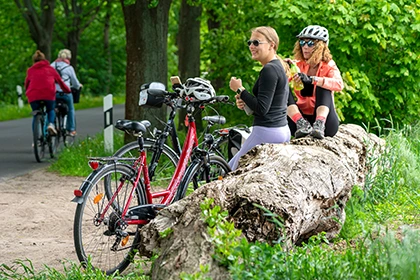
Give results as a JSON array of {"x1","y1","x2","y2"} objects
[
  {"x1": 297, "y1": 73, "x2": 312, "y2": 85},
  {"x1": 235, "y1": 94, "x2": 245, "y2": 110},
  {"x1": 229, "y1": 77, "x2": 242, "y2": 92}
]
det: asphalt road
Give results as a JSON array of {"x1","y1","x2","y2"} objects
[{"x1": 0, "y1": 104, "x2": 125, "y2": 182}]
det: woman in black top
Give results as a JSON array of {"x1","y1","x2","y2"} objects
[{"x1": 229, "y1": 26, "x2": 291, "y2": 170}]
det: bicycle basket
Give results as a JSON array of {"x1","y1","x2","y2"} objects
[
  {"x1": 139, "y1": 82, "x2": 166, "y2": 107},
  {"x1": 71, "y1": 87, "x2": 81, "y2": 104},
  {"x1": 228, "y1": 127, "x2": 252, "y2": 160}
]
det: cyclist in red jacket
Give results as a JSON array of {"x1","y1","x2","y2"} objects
[
  {"x1": 288, "y1": 25, "x2": 344, "y2": 139},
  {"x1": 25, "y1": 50, "x2": 70, "y2": 135}
]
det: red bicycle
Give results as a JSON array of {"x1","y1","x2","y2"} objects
[{"x1": 71, "y1": 77, "x2": 230, "y2": 275}]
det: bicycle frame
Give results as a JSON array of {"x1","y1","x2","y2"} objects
[
  {"x1": 160, "y1": 113, "x2": 198, "y2": 204},
  {"x1": 107, "y1": 148, "x2": 152, "y2": 226},
  {"x1": 88, "y1": 118, "x2": 196, "y2": 228}
]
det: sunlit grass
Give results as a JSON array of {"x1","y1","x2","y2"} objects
[
  {"x1": 198, "y1": 122, "x2": 420, "y2": 279},
  {"x1": 48, "y1": 130, "x2": 126, "y2": 177},
  {"x1": 0, "y1": 103, "x2": 32, "y2": 121},
  {"x1": 0, "y1": 95, "x2": 125, "y2": 122},
  {"x1": 0, "y1": 258, "x2": 151, "y2": 279}
]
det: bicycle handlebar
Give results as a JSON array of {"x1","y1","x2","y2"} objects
[
  {"x1": 213, "y1": 95, "x2": 229, "y2": 103},
  {"x1": 146, "y1": 81, "x2": 230, "y2": 107},
  {"x1": 148, "y1": 88, "x2": 179, "y2": 98}
]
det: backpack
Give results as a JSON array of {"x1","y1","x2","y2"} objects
[
  {"x1": 54, "y1": 63, "x2": 70, "y2": 82},
  {"x1": 227, "y1": 126, "x2": 252, "y2": 160}
]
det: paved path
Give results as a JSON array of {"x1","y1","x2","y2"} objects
[{"x1": 0, "y1": 104, "x2": 125, "y2": 181}]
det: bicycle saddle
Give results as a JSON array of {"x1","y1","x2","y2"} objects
[{"x1": 115, "y1": 119, "x2": 151, "y2": 134}]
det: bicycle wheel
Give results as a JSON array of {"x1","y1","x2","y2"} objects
[
  {"x1": 113, "y1": 139, "x2": 179, "y2": 198},
  {"x1": 74, "y1": 163, "x2": 146, "y2": 275},
  {"x1": 48, "y1": 133, "x2": 57, "y2": 158},
  {"x1": 48, "y1": 116, "x2": 58, "y2": 158},
  {"x1": 175, "y1": 155, "x2": 231, "y2": 201},
  {"x1": 55, "y1": 114, "x2": 64, "y2": 149},
  {"x1": 53, "y1": 116, "x2": 62, "y2": 151},
  {"x1": 33, "y1": 114, "x2": 45, "y2": 163}
]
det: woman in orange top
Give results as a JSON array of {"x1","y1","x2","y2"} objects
[{"x1": 288, "y1": 25, "x2": 344, "y2": 139}]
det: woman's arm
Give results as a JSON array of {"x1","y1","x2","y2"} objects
[
  {"x1": 241, "y1": 64, "x2": 278, "y2": 116},
  {"x1": 320, "y1": 60, "x2": 344, "y2": 92}
]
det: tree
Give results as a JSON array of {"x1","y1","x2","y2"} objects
[
  {"x1": 176, "y1": 0, "x2": 202, "y2": 131},
  {"x1": 54, "y1": 0, "x2": 105, "y2": 70},
  {"x1": 121, "y1": 0, "x2": 172, "y2": 140},
  {"x1": 103, "y1": 0, "x2": 113, "y2": 94},
  {"x1": 268, "y1": 0, "x2": 420, "y2": 127},
  {"x1": 14, "y1": 0, "x2": 56, "y2": 60}
]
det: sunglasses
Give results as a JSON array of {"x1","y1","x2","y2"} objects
[
  {"x1": 247, "y1": 40, "x2": 267, "y2": 47},
  {"x1": 299, "y1": 40, "x2": 316, "y2": 47}
]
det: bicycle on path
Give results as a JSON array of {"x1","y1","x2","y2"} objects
[
  {"x1": 32, "y1": 101, "x2": 58, "y2": 162},
  {"x1": 71, "y1": 77, "x2": 231, "y2": 275},
  {"x1": 55, "y1": 96, "x2": 76, "y2": 147}
]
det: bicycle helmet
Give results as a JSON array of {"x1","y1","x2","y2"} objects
[
  {"x1": 183, "y1": 77, "x2": 215, "y2": 101},
  {"x1": 296, "y1": 25, "x2": 329, "y2": 44}
]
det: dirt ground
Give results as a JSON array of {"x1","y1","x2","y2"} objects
[{"x1": 0, "y1": 168, "x2": 85, "y2": 272}]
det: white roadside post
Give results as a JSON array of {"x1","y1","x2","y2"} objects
[
  {"x1": 17, "y1": 85, "x2": 24, "y2": 108},
  {"x1": 103, "y1": 94, "x2": 113, "y2": 153}
]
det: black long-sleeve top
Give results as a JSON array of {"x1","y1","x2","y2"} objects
[{"x1": 240, "y1": 59, "x2": 289, "y2": 127}]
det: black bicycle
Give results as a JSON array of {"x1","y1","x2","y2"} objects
[
  {"x1": 55, "y1": 97, "x2": 76, "y2": 147},
  {"x1": 32, "y1": 101, "x2": 58, "y2": 162}
]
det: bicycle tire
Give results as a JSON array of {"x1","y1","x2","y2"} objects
[
  {"x1": 48, "y1": 133, "x2": 57, "y2": 158},
  {"x1": 212, "y1": 136, "x2": 230, "y2": 161},
  {"x1": 74, "y1": 163, "x2": 146, "y2": 275},
  {"x1": 113, "y1": 139, "x2": 179, "y2": 200},
  {"x1": 56, "y1": 114, "x2": 65, "y2": 148},
  {"x1": 53, "y1": 116, "x2": 61, "y2": 151},
  {"x1": 48, "y1": 115, "x2": 58, "y2": 158},
  {"x1": 33, "y1": 114, "x2": 45, "y2": 162},
  {"x1": 175, "y1": 155, "x2": 231, "y2": 201}
]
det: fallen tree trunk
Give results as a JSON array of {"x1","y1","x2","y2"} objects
[{"x1": 138, "y1": 124, "x2": 385, "y2": 279}]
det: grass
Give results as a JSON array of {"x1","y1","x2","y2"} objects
[
  {"x1": 0, "y1": 95, "x2": 125, "y2": 122},
  {"x1": 1, "y1": 258, "x2": 151, "y2": 279},
  {"x1": 195, "y1": 122, "x2": 420, "y2": 279},
  {"x1": 1, "y1": 117, "x2": 419, "y2": 279},
  {"x1": 47, "y1": 130, "x2": 127, "y2": 177}
]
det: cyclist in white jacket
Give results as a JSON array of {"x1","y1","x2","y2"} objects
[{"x1": 51, "y1": 49, "x2": 82, "y2": 136}]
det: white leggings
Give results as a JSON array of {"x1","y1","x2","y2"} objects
[{"x1": 228, "y1": 125, "x2": 291, "y2": 170}]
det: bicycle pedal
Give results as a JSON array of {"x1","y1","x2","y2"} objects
[{"x1": 126, "y1": 204, "x2": 166, "y2": 220}]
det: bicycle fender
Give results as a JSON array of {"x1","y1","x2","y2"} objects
[
  {"x1": 71, "y1": 178, "x2": 95, "y2": 204},
  {"x1": 71, "y1": 162, "x2": 134, "y2": 204}
]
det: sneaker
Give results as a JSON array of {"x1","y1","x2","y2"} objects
[
  {"x1": 68, "y1": 130, "x2": 77, "y2": 137},
  {"x1": 295, "y1": 118, "x2": 313, "y2": 139},
  {"x1": 47, "y1": 123, "x2": 57, "y2": 135},
  {"x1": 311, "y1": 119, "x2": 325, "y2": 139}
]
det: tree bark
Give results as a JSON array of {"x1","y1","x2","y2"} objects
[
  {"x1": 176, "y1": 0, "x2": 202, "y2": 132},
  {"x1": 103, "y1": 0, "x2": 112, "y2": 95},
  {"x1": 206, "y1": 9, "x2": 223, "y2": 91},
  {"x1": 137, "y1": 124, "x2": 385, "y2": 279},
  {"x1": 121, "y1": 0, "x2": 172, "y2": 142},
  {"x1": 14, "y1": 0, "x2": 56, "y2": 60},
  {"x1": 57, "y1": 0, "x2": 104, "y2": 70}
]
